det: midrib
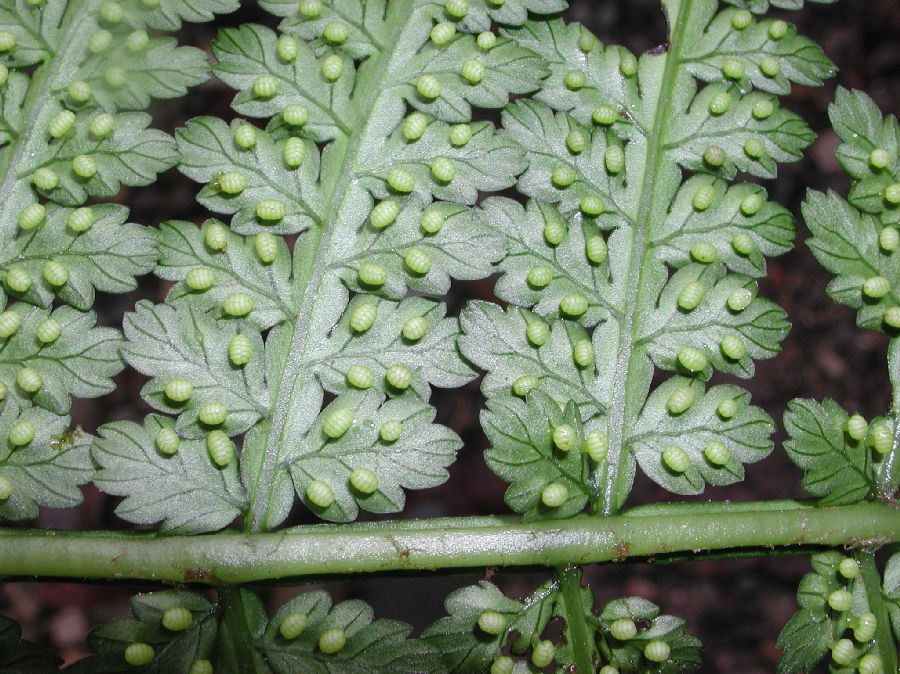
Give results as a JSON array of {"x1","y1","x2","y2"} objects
[
  {"x1": 598, "y1": 0, "x2": 694, "y2": 516},
  {"x1": 0, "y1": 0, "x2": 101, "y2": 243},
  {"x1": 247, "y1": 0, "x2": 417, "y2": 532}
]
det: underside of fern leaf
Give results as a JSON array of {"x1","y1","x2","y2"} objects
[
  {"x1": 94, "y1": 0, "x2": 567, "y2": 534},
  {"x1": 0, "y1": 0, "x2": 237, "y2": 519},
  {"x1": 459, "y1": 0, "x2": 833, "y2": 517}
]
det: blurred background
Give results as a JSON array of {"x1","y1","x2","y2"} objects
[{"x1": 2, "y1": 1, "x2": 898, "y2": 671}]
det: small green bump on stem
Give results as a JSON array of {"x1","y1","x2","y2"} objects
[
  {"x1": 284, "y1": 137, "x2": 306, "y2": 168},
  {"x1": 678, "y1": 347, "x2": 708, "y2": 373},
  {"x1": 8, "y1": 420, "x2": 35, "y2": 447},
  {"x1": 666, "y1": 386, "x2": 695, "y2": 415},
  {"x1": 104, "y1": 67, "x2": 127, "y2": 89},
  {"x1": 586, "y1": 235, "x2": 608, "y2": 264},
  {"x1": 72, "y1": 155, "x2": 97, "y2": 179},
  {"x1": 161, "y1": 607, "x2": 192, "y2": 632},
  {"x1": 526, "y1": 320, "x2": 550, "y2": 347},
  {"x1": 869, "y1": 148, "x2": 891, "y2": 170},
  {"x1": 189, "y1": 660, "x2": 213, "y2": 674},
  {"x1": 857, "y1": 654, "x2": 883, "y2": 674},
  {"x1": 527, "y1": 266, "x2": 552, "y2": 289},
  {"x1": 256, "y1": 200, "x2": 285, "y2": 222},
  {"x1": 165, "y1": 378, "x2": 192, "y2": 403},
  {"x1": 321, "y1": 54, "x2": 344, "y2": 81},
  {"x1": 732, "y1": 9, "x2": 752, "y2": 30},
  {"x1": 511, "y1": 375, "x2": 538, "y2": 397},
  {"x1": 578, "y1": 27, "x2": 597, "y2": 52},
  {"x1": 323, "y1": 408, "x2": 353, "y2": 439},
  {"x1": 430, "y1": 157, "x2": 455, "y2": 183},
  {"x1": 206, "y1": 431, "x2": 234, "y2": 467},
  {"x1": 703, "y1": 145, "x2": 726, "y2": 168},
  {"x1": 551, "y1": 164, "x2": 576, "y2": 188},
  {"x1": 126, "y1": 30, "x2": 149, "y2": 52},
  {"x1": 218, "y1": 172, "x2": 246, "y2": 195},
  {"x1": 99, "y1": 1, "x2": 124, "y2": 23},
  {"x1": 299, "y1": 0, "x2": 322, "y2": 18},
  {"x1": 90, "y1": 113, "x2": 115, "y2": 138},
  {"x1": 380, "y1": 420, "x2": 403, "y2": 442},
  {"x1": 583, "y1": 429, "x2": 608, "y2": 462},
  {"x1": 826, "y1": 588, "x2": 853, "y2": 612},
  {"x1": 722, "y1": 58, "x2": 745, "y2": 80},
  {"x1": 48, "y1": 110, "x2": 75, "y2": 138},
  {"x1": 619, "y1": 51, "x2": 637, "y2": 77},
  {"x1": 404, "y1": 247, "x2": 432, "y2": 275},
  {"x1": 222, "y1": 293, "x2": 253, "y2": 317},
  {"x1": 490, "y1": 657, "x2": 514, "y2": 674},
  {"x1": 450, "y1": 123, "x2": 472, "y2": 146},
  {"x1": 560, "y1": 293, "x2": 589, "y2": 318},
  {"x1": 879, "y1": 227, "x2": 899, "y2": 252},
  {"x1": 18, "y1": 203, "x2": 45, "y2": 231},
  {"x1": 0, "y1": 476, "x2": 12, "y2": 501},
  {"x1": 43, "y1": 260, "x2": 68, "y2": 288},
  {"x1": 420, "y1": 208, "x2": 445, "y2": 234},
  {"x1": 566, "y1": 129, "x2": 588, "y2": 154},
  {"x1": 564, "y1": 70, "x2": 586, "y2": 90},
  {"x1": 768, "y1": 19, "x2": 788, "y2": 40},
  {"x1": 349, "y1": 303, "x2": 377, "y2": 333},
  {"x1": 867, "y1": 423, "x2": 893, "y2": 455},
  {"x1": 0, "y1": 31, "x2": 14, "y2": 52},
  {"x1": 87, "y1": 29, "x2": 112, "y2": 54},
  {"x1": 531, "y1": 640, "x2": 555, "y2": 668},
  {"x1": 277, "y1": 34, "x2": 299, "y2": 62},
  {"x1": 323, "y1": 21, "x2": 349, "y2": 44},
  {"x1": 599, "y1": 667, "x2": 620, "y2": 674},
  {"x1": 759, "y1": 57, "x2": 780, "y2": 78},
  {"x1": 862, "y1": 276, "x2": 891, "y2": 299},
  {"x1": 752, "y1": 99, "x2": 774, "y2": 120},
  {"x1": 358, "y1": 263, "x2": 387, "y2": 287},
  {"x1": 416, "y1": 75, "x2": 441, "y2": 99},
  {"x1": 552, "y1": 424, "x2": 578, "y2": 452},
  {"x1": 0, "y1": 311, "x2": 21, "y2": 338},
  {"x1": 346, "y1": 364, "x2": 374, "y2": 389},
  {"x1": 32, "y1": 168, "x2": 59, "y2": 191},
  {"x1": 67, "y1": 80, "x2": 91, "y2": 103},
  {"x1": 5, "y1": 266, "x2": 31, "y2": 293},
  {"x1": 708, "y1": 92, "x2": 732, "y2": 115},
  {"x1": 371, "y1": 200, "x2": 400, "y2": 229},
  {"x1": 882, "y1": 183, "x2": 900, "y2": 205},
  {"x1": 580, "y1": 194, "x2": 605, "y2": 216},
  {"x1": 444, "y1": 0, "x2": 468, "y2": 20},
  {"x1": 693, "y1": 185, "x2": 715, "y2": 211},
  {"x1": 234, "y1": 124, "x2": 256, "y2": 149},
  {"x1": 845, "y1": 415, "x2": 869, "y2": 442},
  {"x1": 124, "y1": 643, "x2": 154, "y2": 666},
  {"x1": 198, "y1": 403, "x2": 228, "y2": 427},
  {"x1": 678, "y1": 282, "x2": 704, "y2": 311},
  {"x1": 36, "y1": 318, "x2": 61, "y2": 344},
  {"x1": 186, "y1": 267, "x2": 214, "y2": 291},
  {"x1": 732, "y1": 232, "x2": 756, "y2": 256},
  {"x1": 155, "y1": 428, "x2": 180, "y2": 456},
  {"x1": 540, "y1": 482, "x2": 568, "y2": 507},
  {"x1": 663, "y1": 445, "x2": 690, "y2": 473},
  {"x1": 430, "y1": 21, "x2": 456, "y2": 46},
  {"x1": 831, "y1": 638, "x2": 854, "y2": 665},
  {"x1": 318, "y1": 628, "x2": 346, "y2": 654},
  {"x1": 255, "y1": 232, "x2": 279, "y2": 264},
  {"x1": 727, "y1": 288, "x2": 753, "y2": 312},
  {"x1": 593, "y1": 104, "x2": 617, "y2": 126},
  {"x1": 387, "y1": 167, "x2": 415, "y2": 193},
  {"x1": 644, "y1": 640, "x2": 671, "y2": 663},
  {"x1": 704, "y1": 441, "x2": 730, "y2": 466},
  {"x1": 605, "y1": 145, "x2": 625, "y2": 174},
  {"x1": 609, "y1": 618, "x2": 637, "y2": 641},
  {"x1": 349, "y1": 467, "x2": 379, "y2": 494},
  {"x1": 16, "y1": 367, "x2": 42, "y2": 394},
  {"x1": 306, "y1": 480, "x2": 334, "y2": 508},
  {"x1": 228, "y1": 334, "x2": 253, "y2": 366},
  {"x1": 741, "y1": 193, "x2": 764, "y2": 216},
  {"x1": 853, "y1": 612, "x2": 877, "y2": 642},
  {"x1": 720, "y1": 334, "x2": 747, "y2": 361},
  {"x1": 67, "y1": 207, "x2": 94, "y2": 234},
  {"x1": 717, "y1": 398, "x2": 738, "y2": 419},
  {"x1": 402, "y1": 316, "x2": 428, "y2": 341},
  {"x1": 477, "y1": 31, "x2": 496, "y2": 51},
  {"x1": 279, "y1": 612, "x2": 308, "y2": 640},
  {"x1": 460, "y1": 59, "x2": 485, "y2": 85},
  {"x1": 402, "y1": 112, "x2": 428, "y2": 141},
  {"x1": 543, "y1": 219, "x2": 566, "y2": 246},
  {"x1": 572, "y1": 338, "x2": 595, "y2": 368},
  {"x1": 838, "y1": 556, "x2": 860, "y2": 579},
  {"x1": 385, "y1": 364, "x2": 413, "y2": 390},
  {"x1": 691, "y1": 241, "x2": 718, "y2": 263},
  {"x1": 282, "y1": 104, "x2": 308, "y2": 127},
  {"x1": 744, "y1": 137, "x2": 766, "y2": 159},
  {"x1": 885, "y1": 307, "x2": 900, "y2": 329}
]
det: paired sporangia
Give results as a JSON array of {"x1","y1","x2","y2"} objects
[{"x1": 0, "y1": 0, "x2": 896, "y2": 672}]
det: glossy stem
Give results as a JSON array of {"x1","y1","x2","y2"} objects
[{"x1": 0, "y1": 501, "x2": 896, "y2": 584}]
